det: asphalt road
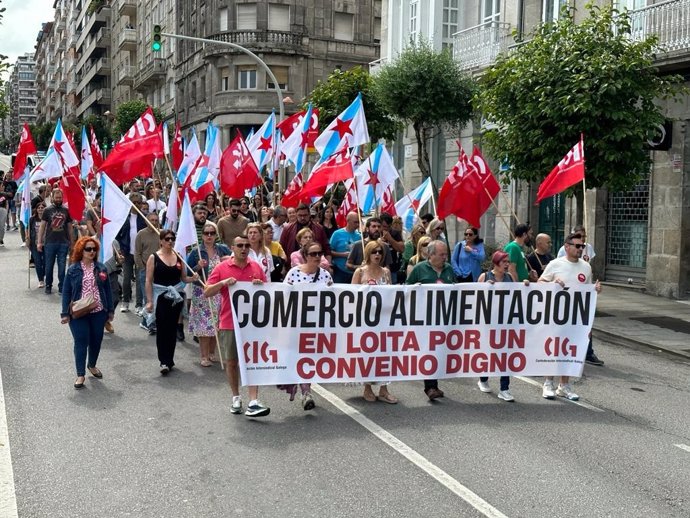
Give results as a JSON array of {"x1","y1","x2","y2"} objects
[{"x1": 1, "y1": 230, "x2": 689, "y2": 518}]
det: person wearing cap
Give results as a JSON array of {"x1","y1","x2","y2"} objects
[{"x1": 476, "y1": 251, "x2": 520, "y2": 402}]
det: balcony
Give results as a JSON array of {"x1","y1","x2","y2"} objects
[
  {"x1": 117, "y1": 28, "x2": 137, "y2": 50},
  {"x1": 134, "y1": 58, "x2": 166, "y2": 89},
  {"x1": 368, "y1": 57, "x2": 388, "y2": 75},
  {"x1": 76, "y1": 7, "x2": 110, "y2": 50},
  {"x1": 77, "y1": 57, "x2": 111, "y2": 92},
  {"x1": 204, "y1": 30, "x2": 308, "y2": 57},
  {"x1": 453, "y1": 21, "x2": 513, "y2": 71},
  {"x1": 628, "y1": 0, "x2": 690, "y2": 56},
  {"x1": 117, "y1": 65, "x2": 135, "y2": 85},
  {"x1": 117, "y1": 0, "x2": 136, "y2": 16}
]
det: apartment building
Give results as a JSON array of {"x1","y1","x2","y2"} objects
[
  {"x1": 175, "y1": 0, "x2": 382, "y2": 148},
  {"x1": 7, "y1": 54, "x2": 38, "y2": 137},
  {"x1": 379, "y1": 0, "x2": 690, "y2": 297}
]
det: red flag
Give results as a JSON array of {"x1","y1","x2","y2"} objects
[
  {"x1": 536, "y1": 138, "x2": 585, "y2": 204},
  {"x1": 219, "y1": 131, "x2": 261, "y2": 198},
  {"x1": 470, "y1": 146, "x2": 501, "y2": 215},
  {"x1": 335, "y1": 181, "x2": 358, "y2": 227},
  {"x1": 90, "y1": 127, "x2": 104, "y2": 168},
  {"x1": 188, "y1": 182, "x2": 214, "y2": 205},
  {"x1": 380, "y1": 186, "x2": 396, "y2": 216},
  {"x1": 277, "y1": 108, "x2": 319, "y2": 146},
  {"x1": 98, "y1": 107, "x2": 164, "y2": 185},
  {"x1": 60, "y1": 168, "x2": 86, "y2": 221},
  {"x1": 171, "y1": 121, "x2": 184, "y2": 171},
  {"x1": 13, "y1": 123, "x2": 37, "y2": 180},
  {"x1": 438, "y1": 146, "x2": 474, "y2": 219},
  {"x1": 281, "y1": 172, "x2": 305, "y2": 208},
  {"x1": 301, "y1": 148, "x2": 353, "y2": 198}
]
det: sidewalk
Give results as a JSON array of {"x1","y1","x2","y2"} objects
[{"x1": 593, "y1": 284, "x2": 690, "y2": 360}]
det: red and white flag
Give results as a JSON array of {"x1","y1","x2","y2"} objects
[
  {"x1": 536, "y1": 137, "x2": 585, "y2": 204},
  {"x1": 100, "y1": 173, "x2": 134, "y2": 263},
  {"x1": 281, "y1": 172, "x2": 306, "y2": 208},
  {"x1": 171, "y1": 121, "x2": 184, "y2": 171},
  {"x1": 301, "y1": 147, "x2": 354, "y2": 199},
  {"x1": 90, "y1": 127, "x2": 104, "y2": 169},
  {"x1": 219, "y1": 131, "x2": 261, "y2": 199},
  {"x1": 335, "y1": 180, "x2": 358, "y2": 227},
  {"x1": 13, "y1": 123, "x2": 37, "y2": 180}
]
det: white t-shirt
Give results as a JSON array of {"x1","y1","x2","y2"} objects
[
  {"x1": 147, "y1": 199, "x2": 166, "y2": 214},
  {"x1": 268, "y1": 219, "x2": 283, "y2": 241},
  {"x1": 556, "y1": 243, "x2": 595, "y2": 262},
  {"x1": 539, "y1": 256, "x2": 592, "y2": 286},
  {"x1": 248, "y1": 248, "x2": 275, "y2": 279}
]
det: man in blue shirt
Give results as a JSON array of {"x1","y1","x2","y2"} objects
[{"x1": 329, "y1": 211, "x2": 361, "y2": 283}]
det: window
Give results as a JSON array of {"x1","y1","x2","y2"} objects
[
  {"x1": 374, "y1": 16, "x2": 381, "y2": 42},
  {"x1": 237, "y1": 3, "x2": 257, "y2": 30},
  {"x1": 334, "y1": 12, "x2": 354, "y2": 41},
  {"x1": 542, "y1": 0, "x2": 568, "y2": 23},
  {"x1": 267, "y1": 66, "x2": 288, "y2": 90},
  {"x1": 442, "y1": 0, "x2": 458, "y2": 39},
  {"x1": 190, "y1": 80, "x2": 197, "y2": 103},
  {"x1": 220, "y1": 68, "x2": 230, "y2": 90},
  {"x1": 268, "y1": 4, "x2": 290, "y2": 31},
  {"x1": 199, "y1": 76, "x2": 206, "y2": 101},
  {"x1": 409, "y1": 1, "x2": 418, "y2": 40},
  {"x1": 238, "y1": 66, "x2": 257, "y2": 89},
  {"x1": 219, "y1": 8, "x2": 228, "y2": 31},
  {"x1": 482, "y1": 0, "x2": 500, "y2": 24}
]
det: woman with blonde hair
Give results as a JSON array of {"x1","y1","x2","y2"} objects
[
  {"x1": 290, "y1": 226, "x2": 330, "y2": 270},
  {"x1": 246, "y1": 222, "x2": 275, "y2": 279},
  {"x1": 352, "y1": 240, "x2": 397, "y2": 403},
  {"x1": 406, "y1": 236, "x2": 432, "y2": 276}
]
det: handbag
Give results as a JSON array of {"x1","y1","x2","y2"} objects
[{"x1": 70, "y1": 293, "x2": 98, "y2": 319}]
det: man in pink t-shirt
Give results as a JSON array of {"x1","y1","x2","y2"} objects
[{"x1": 205, "y1": 234, "x2": 269, "y2": 418}]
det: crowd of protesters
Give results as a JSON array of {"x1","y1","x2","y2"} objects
[{"x1": 0, "y1": 170, "x2": 604, "y2": 419}]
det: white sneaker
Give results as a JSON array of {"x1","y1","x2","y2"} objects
[
  {"x1": 556, "y1": 384, "x2": 579, "y2": 401},
  {"x1": 134, "y1": 306, "x2": 143, "y2": 316},
  {"x1": 477, "y1": 380, "x2": 492, "y2": 393},
  {"x1": 120, "y1": 302, "x2": 130, "y2": 313},
  {"x1": 230, "y1": 396, "x2": 242, "y2": 415},
  {"x1": 498, "y1": 390, "x2": 515, "y2": 402},
  {"x1": 543, "y1": 380, "x2": 556, "y2": 399}
]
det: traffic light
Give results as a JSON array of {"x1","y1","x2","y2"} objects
[{"x1": 152, "y1": 24, "x2": 162, "y2": 52}]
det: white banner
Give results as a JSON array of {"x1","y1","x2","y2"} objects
[{"x1": 231, "y1": 283, "x2": 597, "y2": 386}]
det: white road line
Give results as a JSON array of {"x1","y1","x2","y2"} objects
[
  {"x1": 312, "y1": 384, "x2": 510, "y2": 518},
  {"x1": 0, "y1": 369, "x2": 19, "y2": 518},
  {"x1": 674, "y1": 444, "x2": 690, "y2": 453},
  {"x1": 514, "y1": 376, "x2": 605, "y2": 412}
]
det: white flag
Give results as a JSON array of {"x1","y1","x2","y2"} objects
[
  {"x1": 100, "y1": 174, "x2": 134, "y2": 263},
  {"x1": 174, "y1": 193, "x2": 197, "y2": 256}
]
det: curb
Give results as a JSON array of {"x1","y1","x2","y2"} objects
[{"x1": 592, "y1": 328, "x2": 690, "y2": 362}]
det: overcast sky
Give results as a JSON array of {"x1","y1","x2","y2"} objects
[{"x1": 1, "y1": 0, "x2": 52, "y2": 79}]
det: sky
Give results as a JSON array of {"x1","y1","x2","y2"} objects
[{"x1": 0, "y1": 0, "x2": 52, "y2": 79}]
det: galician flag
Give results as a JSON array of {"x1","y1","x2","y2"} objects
[
  {"x1": 314, "y1": 93, "x2": 369, "y2": 162},
  {"x1": 246, "y1": 111, "x2": 276, "y2": 172},
  {"x1": 100, "y1": 174, "x2": 134, "y2": 263},
  {"x1": 80, "y1": 126, "x2": 94, "y2": 180},
  {"x1": 394, "y1": 177, "x2": 434, "y2": 232},
  {"x1": 18, "y1": 170, "x2": 33, "y2": 227},
  {"x1": 281, "y1": 104, "x2": 313, "y2": 173},
  {"x1": 354, "y1": 142, "x2": 399, "y2": 214},
  {"x1": 174, "y1": 192, "x2": 197, "y2": 255},
  {"x1": 177, "y1": 131, "x2": 202, "y2": 184},
  {"x1": 190, "y1": 123, "x2": 221, "y2": 191}
]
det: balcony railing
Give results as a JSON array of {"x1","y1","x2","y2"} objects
[
  {"x1": 368, "y1": 57, "x2": 388, "y2": 75},
  {"x1": 117, "y1": 28, "x2": 137, "y2": 49},
  {"x1": 117, "y1": 65, "x2": 135, "y2": 85},
  {"x1": 453, "y1": 21, "x2": 513, "y2": 71},
  {"x1": 207, "y1": 30, "x2": 304, "y2": 46},
  {"x1": 134, "y1": 58, "x2": 166, "y2": 89},
  {"x1": 627, "y1": 0, "x2": 690, "y2": 53},
  {"x1": 117, "y1": 0, "x2": 136, "y2": 15}
]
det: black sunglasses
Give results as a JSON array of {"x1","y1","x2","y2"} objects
[
  {"x1": 203, "y1": 231, "x2": 217, "y2": 236},
  {"x1": 307, "y1": 251, "x2": 323, "y2": 257},
  {"x1": 464, "y1": 232, "x2": 474, "y2": 236},
  {"x1": 235, "y1": 243, "x2": 251, "y2": 249},
  {"x1": 371, "y1": 250, "x2": 383, "y2": 255},
  {"x1": 83, "y1": 247, "x2": 97, "y2": 252},
  {"x1": 163, "y1": 236, "x2": 176, "y2": 242},
  {"x1": 567, "y1": 242, "x2": 585, "y2": 249}
]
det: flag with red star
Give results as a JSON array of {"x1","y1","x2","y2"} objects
[
  {"x1": 246, "y1": 111, "x2": 276, "y2": 172},
  {"x1": 300, "y1": 147, "x2": 354, "y2": 199},
  {"x1": 353, "y1": 142, "x2": 399, "y2": 214},
  {"x1": 314, "y1": 93, "x2": 369, "y2": 163},
  {"x1": 394, "y1": 178, "x2": 434, "y2": 232},
  {"x1": 335, "y1": 180, "x2": 358, "y2": 228},
  {"x1": 80, "y1": 126, "x2": 94, "y2": 180},
  {"x1": 282, "y1": 104, "x2": 313, "y2": 173},
  {"x1": 100, "y1": 173, "x2": 134, "y2": 263},
  {"x1": 277, "y1": 107, "x2": 319, "y2": 145}
]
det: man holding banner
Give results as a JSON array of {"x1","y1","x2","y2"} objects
[
  {"x1": 204, "y1": 234, "x2": 271, "y2": 418},
  {"x1": 539, "y1": 232, "x2": 602, "y2": 401},
  {"x1": 406, "y1": 240, "x2": 457, "y2": 401}
]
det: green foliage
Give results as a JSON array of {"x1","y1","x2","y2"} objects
[
  {"x1": 28, "y1": 122, "x2": 55, "y2": 151},
  {"x1": 305, "y1": 66, "x2": 401, "y2": 143},
  {"x1": 113, "y1": 100, "x2": 163, "y2": 139},
  {"x1": 372, "y1": 39, "x2": 476, "y2": 179},
  {"x1": 476, "y1": 3, "x2": 684, "y2": 196},
  {"x1": 79, "y1": 114, "x2": 112, "y2": 149}
]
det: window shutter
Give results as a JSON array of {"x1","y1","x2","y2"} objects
[
  {"x1": 237, "y1": 4, "x2": 257, "y2": 30},
  {"x1": 334, "y1": 12, "x2": 354, "y2": 41},
  {"x1": 268, "y1": 4, "x2": 290, "y2": 31}
]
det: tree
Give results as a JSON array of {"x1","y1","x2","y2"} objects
[
  {"x1": 113, "y1": 100, "x2": 163, "y2": 138},
  {"x1": 306, "y1": 66, "x2": 401, "y2": 143},
  {"x1": 0, "y1": 1, "x2": 9, "y2": 120},
  {"x1": 372, "y1": 39, "x2": 476, "y2": 182},
  {"x1": 476, "y1": 3, "x2": 684, "y2": 221},
  {"x1": 79, "y1": 114, "x2": 112, "y2": 150}
]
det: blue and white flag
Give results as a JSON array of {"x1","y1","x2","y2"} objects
[{"x1": 394, "y1": 178, "x2": 434, "y2": 232}]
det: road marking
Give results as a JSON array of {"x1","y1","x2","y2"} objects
[
  {"x1": 674, "y1": 444, "x2": 690, "y2": 453},
  {"x1": 312, "y1": 384, "x2": 510, "y2": 518},
  {"x1": 515, "y1": 376, "x2": 605, "y2": 412},
  {"x1": 0, "y1": 369, "x2": 19, "y2": 518}
]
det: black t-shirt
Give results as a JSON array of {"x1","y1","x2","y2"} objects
[
  {"x1": 0, "y1": 181, "x2": 17, "y2": 209},
  {"x1": 41, "y1": 205, "x2": 73, "y2": 244},
  {"x1": 527, "y1": 252, "x2": 553, "y2": 277}
]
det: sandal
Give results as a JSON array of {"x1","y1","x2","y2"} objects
[
  {"x1": 363, "y1": 391, "x2": 377, "y2": 402},
  {"x1": 87, "y1": 367, "x2": 103, "y2": 379},
  {"x1": 209, "y1": 354, "x2": 218, "y2": 363},
  {"x1": 378, "y1": 392, "x2": 398, "y2": 404},
  {"x1": 200, "y1": 358, "x2": 212, "y2": 367}
]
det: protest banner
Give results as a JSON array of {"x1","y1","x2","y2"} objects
[{"x1": 231, "y1": 283, "x2": 597, "y2": 386}]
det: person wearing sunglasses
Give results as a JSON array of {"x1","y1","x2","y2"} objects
[
  {"x1": 186, "y1": 222, "x2": 231, "y2": 367},
  {"x1": 451, "y1": 227, "x2": 485, "y2": 283},
  {"x1": 205, "y1": 234, "x2": 271, "y2": 418},
  {"x1": 352, "y1": 241, "x2": 398, "y2": 404},
  {"x1": 280, "y1": 242, "x2": 334, "y2": 410},
  {"x1": 60, "y1": 237, "x2": 114, "y2": 390},
  {"x1": 144, "y1": 229, "x2": 199, "y2": 376},
  {"x1": 556, "y1": 224, "x2": 596, "y2": 263},
  {"x1": 539, "y1": 232, "x2": 603, "y2": 400}
]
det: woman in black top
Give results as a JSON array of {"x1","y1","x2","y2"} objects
[
  {"x1": 320, "y1": 205, "x2": 339, "y2": 240},
  {"x1": 26, "y1": 201, "x2": 47, "y2": 287}
]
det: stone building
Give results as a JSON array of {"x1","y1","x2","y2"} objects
[
  {"x1": 7, "y1": 54, "x2": 38, "y2": 136},
  {"x1": 174, "y1": 0, "x2": 382, "y2": 151},
  {"x1": 379, "y1": 0, "x2": 690, "y2": 298}
]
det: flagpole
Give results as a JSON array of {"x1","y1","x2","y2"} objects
[
  {"x1": 582, "y1": 177, "x2": 588, "y2": 235},
  {"x1": 486, "y1": 187, "x2": 514, "y2": 240},
  {"x1": 498, "y1": 189, "x2": 521, "y2": 224}
]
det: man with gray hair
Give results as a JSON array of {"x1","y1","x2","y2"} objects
[
  {"x1": 406, "y1": 239, "x2": 456, "y2": 401},
  {"x1": 268, "y1": 205, "x2": 287, "y2": 241}
]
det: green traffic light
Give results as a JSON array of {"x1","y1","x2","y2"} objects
[
  {"x1": 152, "y1": 40, "x2": 161, "y2": 51},
  {"x1": 152, "y1": 24, "x2": 162, "y2": 52}
]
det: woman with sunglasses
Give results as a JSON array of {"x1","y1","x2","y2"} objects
[
  {"x1": 426, "y1": 218, "x2": 447, "y2": 243},
  {"x1": 60, "y1": 237, "x2": 114, "y2": 389},
  {"x1": 451, "y1": 227, "x2": 485, "y2": 282},
  {"x1": 187, "y1": 222, "x2": 230, "y2": 367},
  {"x1": 145, "y1": 229, "x2": 199, "y2": 375},
  {"x1": 406, "y1": 236, "x2": 432, "y2": 276},
  {"x1": 280, "y1": 242, "x2": 333, "y2": 410},
  {"x1": 476, "y1": 251, "x2": 515, "y2": 402},
  {"x1": 351, "y1": 241, "x2": 398, "y2": 404}
]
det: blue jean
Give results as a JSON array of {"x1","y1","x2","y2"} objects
[
  {"x1": 30, "y1": 245, "x2": 45, "y2": 282},
  {"x1": 44, "y1": 242, "x2": 69, "y2": 291},
  {"x1": 480, "y1": 376, "x2": 510, "y2": 391},
  {"x1": 137, "y1": 268, "x2": 147, "y2": 305},
  {"x1": 69, "y1": 310, "x2": 108, "y2": 376}
]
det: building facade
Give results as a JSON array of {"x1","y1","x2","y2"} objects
[
  {"x1": 379, "y1": 0, "x2": 690, "y2": 298},
  {"x1": 175, "y1": 0, "x2": 382, "y2": 150},
  {"x1": 7, "y1": 53, "x2": 38, "y2": 137}
]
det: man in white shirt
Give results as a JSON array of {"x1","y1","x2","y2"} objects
[
  {"x1": 539, "y1": 231, "x2": 602, "y2": 401},
  {"x1": 268, "y1": 206, "x2": 287, "y2": 241}
]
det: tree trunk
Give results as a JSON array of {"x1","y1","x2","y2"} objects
[
  {"x1": 574, "y1": 185, "x2": 584, "y2": 230},
  {"x1": 413, "y1": 121, "x2": 430, "y2": 179}
]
